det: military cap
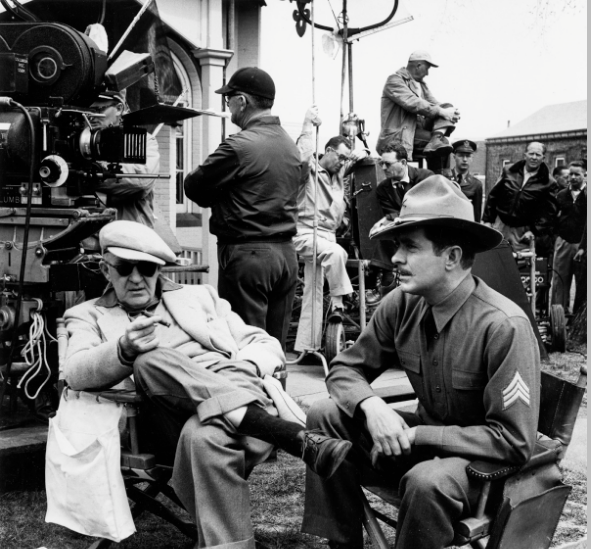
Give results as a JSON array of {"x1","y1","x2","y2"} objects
[
  {"x1": 99, "y1": 221, "x2": 176, "y2": 265},
  {"x1": 452, "y1": 140, "x2": 477, "y2": 154},
  {"x1": 369, "y1": 175, "x2": 502, "y2": 253},
  {"x1": 215, "y1": 67, "x2": 275, "y2": 100}
]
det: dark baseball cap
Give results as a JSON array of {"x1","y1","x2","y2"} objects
[{"x1": 215, "y1": 67, "x2": 275, "y2": 100}]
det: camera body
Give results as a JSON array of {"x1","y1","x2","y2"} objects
[{"x1": 0, "y1": 21, "x2": 151, "y2": 383}]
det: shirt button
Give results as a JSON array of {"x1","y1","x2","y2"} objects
[
  {"x1": 434, "y1": 333, "x2": 439, "y2": 340},
  {"x1": 436, "y1": 386, "x2": 441, "y2": 392},
  {"x1": 433, "y1": 360, "x2": 438, "y2": 366}
]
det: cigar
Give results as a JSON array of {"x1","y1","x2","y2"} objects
[{"x1": 141, "y1": 310, "x2": 171, "y2": 327}]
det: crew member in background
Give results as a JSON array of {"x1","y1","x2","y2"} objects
[
  {"x1": 294, "y1": 106, "x2": 368, "y2": 351},
  {"x1": 450, "y1": 140, "x2": 483, "y2": 222},
  {"x1": 90, "y1": 91, "x2": 159, "y2": 227},
  {"x1": 184, "y1": 68, "x2": 302, "y2": 351},
  {"x1": 552, "y1": 165, "x2": 570, "y2": 192},
  {"x1": 376, "y1": 50, "x2": 460, "y2": 160},
  {"x1": 482, "y1": 141, "x2": 557, "y2": 255},
  {"x1": 551, "y1": 161, "x2": 587, "y2": 315},
  {"x1": 369, "y1": 142, "x2": 434, "y2": 300}
]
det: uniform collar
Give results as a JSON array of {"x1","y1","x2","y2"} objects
[
  {"x1": 422, "y1": 273, "x2": 475, "y2": 333},
  {"x1": 243, "y1": 115, "x2": 281, "y2": 130},
  {"x1": 95, "y1": 275, "x2": 182, "y2": 308}
]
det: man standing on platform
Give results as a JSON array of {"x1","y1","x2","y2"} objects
[
  {"x1": 184, "y1": 68, "x2": 303, "y2": 350},
  {"x1": 376, "y1": 51, "x2": 460, "y2": 160},
  {"x1": 450, "y1": 140, "x2": 483, "y2": 222}
]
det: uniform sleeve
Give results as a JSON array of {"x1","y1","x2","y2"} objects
[
  {"x1": 327, "y1": 295, "x2": 400, "y2": 417},
  {"x1": 206, "y1": 286, "x2": 285, "y2": 377},
  {"x1": 63, "y1": 306, "x2": 132, "y2": 391},
  {"x1": 383, "y1": 73, "x2": 441, "y2": 118},
  {"x1": 414, "y1": 316, "x2": 540, "y2": 465},
  {"x1": 94, "y1": 134, "x2": 159, "y2": 201},
  {"x1": 183, "y1": 141, "x2": 241, "y2": 207}
]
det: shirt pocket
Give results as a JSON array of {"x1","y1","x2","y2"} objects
[
  {"x1": 397, "y1": 350, "x2": 423, "y2": 400},
  {"x1": 451, "y1": 369, "x2": 487, "y2": 425},
  {"x1": 452, "y1": 369, "x2": 487, "y2": 390}
]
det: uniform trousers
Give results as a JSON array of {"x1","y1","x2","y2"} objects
[
  {"x1": 551, "y1": 236, "x2": 586, "y2": 314},
  {"x1": 217, "y1": 241, "x2": 298, "y2": 350},
  {"x1": 301, "y1": 399, "x2": 480, "y2": 549},
  {"x1": 133, "y1": 348, "x2": 274, "y2": 549},
  {"x1": 293, "y1": 232, "x2": 354, "y2": 351}
]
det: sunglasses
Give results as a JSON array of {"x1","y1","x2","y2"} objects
[
  {"x1": 224, "y1": 94, "x2": 243, "y2": 106},
  {"x1": 327, "y1": 147, "x2": 350, "y2": 163},
  {"x1": 378, "y1": 160, "x2": 401, "y2": 169},
  {"x1": 103, "y1": 259, "x2": 159, "y2": 277}
]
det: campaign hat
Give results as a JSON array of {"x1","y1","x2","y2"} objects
[
  {"x1": 215, "y1": 67, "x2": 275, "y2": 100},
  {"x1": 99, "y1": 221, "x2": 176, "y2": 265},
  {"x1": 369, "y1": 175, "x2": 502, "y2": 253},
  {"x1": 408, "y1": 50, "x2": 438, "y2": 67},
  {"x1": 452, "y1": 139, "x2": 477, "y2": 154}
]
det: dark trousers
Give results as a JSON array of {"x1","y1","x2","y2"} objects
[
  {"x1": 217, "y1": 241, "x2": 298, "y2": 350},
  {"x1": 302, "y1": 399, "x2": 480, "y2": 549}
]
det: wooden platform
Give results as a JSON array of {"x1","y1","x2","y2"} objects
[{"x1": 0, "y1": 424, "x2": 47, "y2": 493}]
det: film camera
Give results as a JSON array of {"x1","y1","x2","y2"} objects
[{"x1": 0, "y1": 21, "x2": 155, "y2": 412}]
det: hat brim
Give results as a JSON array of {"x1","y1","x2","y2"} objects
[
  {"x1": 215, "y1": 84, "x2": 234, "y2": 95},
  {"x1": 106, "y1": 247, "x2": 166, "y2": 265},
  {"x1": 370, "y1": 217, "x2": 503, "y2": 253}
]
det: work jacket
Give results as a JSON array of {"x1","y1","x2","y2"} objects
[{"x1": 482, "y1": 160, "x2": 557, "y2": 236}]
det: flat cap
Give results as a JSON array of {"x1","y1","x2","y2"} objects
[
  {"x1": 453, "y1": 139, "x2": 477, "y2": 154},
  {"x1": 408, "y1": 50, "x2": 438, "y2": 67},
  {"x1": 215, "y1": 67, "x2": 275, "y2": 100},
  {"x1": 99, "y1": 221, "x2": 176, "y2": 265},
  {"x1": 91, "y1": 90, "x2": 126, "y2": 107}
]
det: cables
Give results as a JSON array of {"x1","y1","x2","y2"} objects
[{"x1": 16, "y1": 299, "x2": 57, "y2": 401}]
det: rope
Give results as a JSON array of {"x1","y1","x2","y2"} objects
[
  {"x1": 17, "y1": 299, "x2": 57, "y2": 400},
  {"x1": 310, "y1": 1, "x2": 321, "y2": 350}
]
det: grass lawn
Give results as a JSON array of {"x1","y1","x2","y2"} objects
[{"x1": 0, "y1": 343, "x2": 586, "y2": 549}]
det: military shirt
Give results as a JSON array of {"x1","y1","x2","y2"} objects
[{"x1": 327, "y1": 274, "x2": 540, "y2": 464}]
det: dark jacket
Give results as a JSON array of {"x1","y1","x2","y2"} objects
[
  {"x1": 482, "y1": 160, "x2": 557, "y2": 236},
  {"x1": 376, "y1": 166, "x2": 434, "y2": 216},
  {"x1": 184, "y1": 116, "x2": 304, "y2": 243},
  {"x1": 555, "y1": 186, "x2": 587, "y2": 243},
  {"x1": 451, "y1": 169, "x2": 483, "y2": 222}
]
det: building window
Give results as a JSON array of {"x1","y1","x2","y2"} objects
[
  {"x1": 555, "y1": 157, "x2": 566, "y2": 167},
  {"x1": 171, "y1": 53, "x2": 193, "y2": 213}
]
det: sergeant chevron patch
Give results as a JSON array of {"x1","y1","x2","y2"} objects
[{"x1": 502, "y1": 372, "x2": 531, "y2": 409}]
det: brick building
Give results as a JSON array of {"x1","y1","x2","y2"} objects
[{"x1": 484, "y1": 100, "x2": 587, "y2": 195}]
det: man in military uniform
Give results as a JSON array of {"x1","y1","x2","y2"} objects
[
  {"x1": 451, "y1": 140, "x2": 483, "y2": 222},
  {"x1": 301, "y1": 176, "x2": 540, "y2": 549}
]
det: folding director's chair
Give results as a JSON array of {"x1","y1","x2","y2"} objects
[{"x1": 361, "y1": 365, "x2": 587, "y2": 549}]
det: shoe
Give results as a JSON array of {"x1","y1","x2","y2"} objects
[
  {"x1": 301, "y1": 430, "x2": 353, "y2": 479},
  {"x1": 328, "y1": 542, "x2": 363, "y2": 549},
  {"x1": 423, "y1": 133, "x2": 452, "y2": 157},
  {"x1": 365, "y1": 289, "x2": 382, "y2": 306},
  {"x1": 328, "y1": 306, "x2": 345, "y2": 322}
]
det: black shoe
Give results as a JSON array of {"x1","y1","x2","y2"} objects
[
  {"x1": 328, "y1": 306, "x2": 345, "y2": 323},
  {"x1": 328, "y1": 542, "x2": 363, "y2": 549},
  {"x1": 301, "y1": 430, "x2": 352, "y2": 479},
  {"x1": 424, "y1": 134, "x2": 452, "y2": 157}
]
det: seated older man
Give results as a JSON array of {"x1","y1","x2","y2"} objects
[{"x1": 62, "y1": 220, "x2": 351, "y2": 549}]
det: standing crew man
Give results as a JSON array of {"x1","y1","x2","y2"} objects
[
  {"x1": 301, "y1": 176, "x2": 540, "y2": 549},
  {"x1": 376, "y1": 51, "x2": 460, "y2": 159},
  {"x1": 450, "y1": 139, "x2": 483, "y2": 222},
  {"x1": 184, "y1": 68, "x2": 302, "y2": 350},
  {"x1": 551, "y1": 161, "x2": 587, "y2": 314},
  {"x1": 294, "y1": 106, "x2": 368, "y2": 350},
  {"x1": 482, "y1": 141, "x2": 557, "y2": 254}
]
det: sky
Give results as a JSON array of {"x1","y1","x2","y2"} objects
[{"x1": 260, "y1": 0, "x2": 587, "y2": 150}]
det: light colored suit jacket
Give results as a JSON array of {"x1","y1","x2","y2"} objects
[{"x1": 63, "y1": 280, "x2": 285, "y2": 391}]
